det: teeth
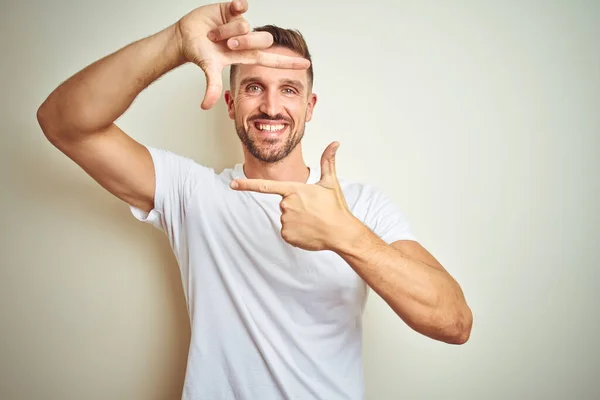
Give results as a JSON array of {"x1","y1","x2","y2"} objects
[{"x1": 258, "y1": 124, "x2": 285, "y2": 132}]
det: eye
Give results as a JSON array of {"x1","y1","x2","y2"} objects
[
  {"x1": 247, "y1": 84, "x2": 262, "y2": 93},
  {"x1": 282, "y1": 87, "x2": 296, "y2": 95}
]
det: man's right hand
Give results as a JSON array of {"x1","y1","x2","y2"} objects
[{"x1": 176, "y1": 0, "x2": 311, "y2": 110}]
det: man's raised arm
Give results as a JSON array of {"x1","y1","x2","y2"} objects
[{"x1": 36, "y1": 0, "x2": 310, "y2": 213}]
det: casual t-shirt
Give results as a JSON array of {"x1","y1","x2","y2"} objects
[{"x1": 130, "y1": 146, "x2": 417, "y2": 400}]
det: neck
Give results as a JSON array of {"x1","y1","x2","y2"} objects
[{"x1": 242, "y1": 145, "x2": 310, "y2": 183}]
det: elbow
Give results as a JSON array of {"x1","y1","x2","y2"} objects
[
  {"x1": 410, "y1": 304, "x2": 473, "y2": 345},
  {"x1": 37, "y1": 98, "x2": 70, "y2": 146},
  {"x1": 449, "y1": 327, "x2": 471, "y2": 345},
  {"x1": 447, "y1": 305, "x2": 473, "y2": 345},
  {"x1": 36, "y1": 101, "x2": 48, "y2": 131},
  {"x1": 37, "y1": 99, "x2": 58, "y2": 142}
]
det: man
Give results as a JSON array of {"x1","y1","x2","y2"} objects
[{"x1": 37, "y1": 0, "x2": 473, "y2": 398}]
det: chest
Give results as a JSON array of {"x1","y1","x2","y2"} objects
[{"x1": 187, "y1": 185, "x2": 368, "y2": 320}]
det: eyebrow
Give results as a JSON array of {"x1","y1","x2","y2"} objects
[{"x1": 239, "y1": 77, "x2": 305, "y2": 92}]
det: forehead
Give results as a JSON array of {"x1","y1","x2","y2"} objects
[{"x1": 234, "y1": 46, "x2": 309, "y2": 86}]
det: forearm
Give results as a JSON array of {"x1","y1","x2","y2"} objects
[
  {"x1": 38, "y1": 24, "x2": 185, "y2": 138},
  {"x1": 333, "y1": 219, "x2": 472, "y2": 344}
]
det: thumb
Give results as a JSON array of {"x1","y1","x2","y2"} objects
[
  {"x1": 199, "y1": 62, "x2": 223, "y2": 110},
  {"x1": 319, "y1": 141, "x2": 340, "y2": 187}
]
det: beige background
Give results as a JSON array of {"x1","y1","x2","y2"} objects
[{"x1": 1, "y1": 0, "x2": 599, "y2": 399}]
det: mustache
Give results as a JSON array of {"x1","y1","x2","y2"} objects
[{"x1": 248, "y1": 113, "x2": 292, "y2": 124}]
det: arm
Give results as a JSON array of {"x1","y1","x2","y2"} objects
[
  {"x1": 332, "y1": 224, "x2": 473, "y2": 345},
  {"x1": 37, "y1": 0, "x2": 310, "y2": 213},
  {"x1": 37, "y1": 24, "x2": 184, "y2": 213},
  {"x1": 230, "y1": 141, "x2": 473, "y2": 344}
]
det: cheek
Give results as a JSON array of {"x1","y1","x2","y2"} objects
[
  {"x1": 233, "y1": 100, "x2": 250, "y2": 121},
  {"x1": 284, "y1": 101, "x2": 305, "y2": 120},
  {"x1": 237, "y1": 97, "x2": 260, "y2": 113}
]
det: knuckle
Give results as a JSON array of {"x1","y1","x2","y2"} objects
[
  {"x1": 239, "y1": 19, "x2": 250, "y2": 34},
  {"x1": 212, "y1": 27, "x2": 224, "y2": 41},
  {"x1": 252, "y1": 50, "x2": 264, "y2": 63},
  {"x1": 198, "y1": 59, "x2": 209, "y2": 70}
]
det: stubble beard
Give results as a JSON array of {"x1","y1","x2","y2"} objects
[{"x1": 235, "y1": 117, "x2": 305, "y2": 164}]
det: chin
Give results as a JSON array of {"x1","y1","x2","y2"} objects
[
  {"x1": 251, "y1": 146, "x2": 289, "y2": 163},
  {"x1": 236, "y1": 122, "x2": 304, "y2": 163}
]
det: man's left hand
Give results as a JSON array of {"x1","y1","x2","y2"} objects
[{"x1": 230, "y1": 142, "x2": 362, "y2": 251}]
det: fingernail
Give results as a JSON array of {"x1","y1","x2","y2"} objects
[
  {"x1": 207, "y1": 31, "x2": 216, "y2": 41},
  {"x1": 229, "y1": 39, "x2": 239, "y2": 48},
  {"x1": 230, "y1": 180, "x2": 239, "y2": 189}
]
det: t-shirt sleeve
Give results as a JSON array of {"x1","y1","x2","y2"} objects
[
  {"x1": 129, "y1": 146, "x2": 214, "y2": 245},
  {"x1": 362, "y1": 185, "x2": 417, "y2": 244}
]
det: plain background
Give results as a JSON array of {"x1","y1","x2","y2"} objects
[{"x1": 1, "y1": 0, "x2": 599, "y2": 399}]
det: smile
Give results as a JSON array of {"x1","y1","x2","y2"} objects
[
  {"x1": 253, "y1": 121, "x2": 288, "y2": 135},
  {"x1": 257, "y1": 124, "x2": 285, "y2": 132}
]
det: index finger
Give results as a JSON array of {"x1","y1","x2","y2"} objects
[
  {"x1": 230, "y1": 179, "x2": 297, "y2": 195},
  {"x1": 230, "y1": 50, "x2": 311, "y2": 70}
]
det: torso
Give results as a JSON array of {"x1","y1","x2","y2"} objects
[{"x1": 176, "y1": 163, "x2": 370, "y2": 400}]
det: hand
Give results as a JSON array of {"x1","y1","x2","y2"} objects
[
  {"x1": 230, "y1": 142, "x2": 364, "y2": 251},
  {"x1": 176, "y1": 0, "x2": 311, "y2": 110}
]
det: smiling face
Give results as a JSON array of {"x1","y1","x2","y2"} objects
[{"x1": 225, "y1": 46, "x2": 317, "y2": 164}]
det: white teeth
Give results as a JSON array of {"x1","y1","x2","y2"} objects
[{"x1": 258, "y1": 124, "x2": 285, "y2": 132}]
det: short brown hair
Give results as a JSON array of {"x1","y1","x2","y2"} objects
[{"x1": 229, "y1": 25, "x2": 313, "y2": 89}]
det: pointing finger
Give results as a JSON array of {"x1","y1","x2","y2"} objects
[
  {"x1": 228, "y1": 50, "x2": 311, "y2": 70},
  {"x1": 230, "y1": 179, "x2": 297, "y2": 196}
]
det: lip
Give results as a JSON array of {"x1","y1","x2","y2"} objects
[
  {"x1": 251, "y1": 120, "x2": 289, "y2": 137},
  {"x1": 252, "y1": 119, "x2": 289, "y2": 125}
]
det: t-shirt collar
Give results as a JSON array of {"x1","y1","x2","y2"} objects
[{"x1": 233, "y1": 163, "x2": 320, "y2": 185}]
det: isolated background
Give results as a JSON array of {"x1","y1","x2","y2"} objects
[{"x1": 1, "y1": 0, "x2": 599, "y2": 399}]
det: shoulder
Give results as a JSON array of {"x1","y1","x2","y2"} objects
[
  {"x1": 144, "y1": 146, "x2": 225, "y2": 187},
  {"x1": 337, "y1": 175, "x2": 416, "y2": 240},
  {"x1": 337, "y1": 176, "x2": 388, "y2": 209},
  {"x1": 146, "y1": 147, "x2": 213, "y2": 173}
]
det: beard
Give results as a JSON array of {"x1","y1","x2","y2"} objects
[{"x1": 235, "y1": 113, "x2": 305, "y2": 164}]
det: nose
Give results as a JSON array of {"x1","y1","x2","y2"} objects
[{"x1": 258, "y1": 88, "x2": 283, "y2": 117}]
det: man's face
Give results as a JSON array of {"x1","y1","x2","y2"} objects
[{"x1": 225, "y1": 46, "x2": 317, "y2": 164}]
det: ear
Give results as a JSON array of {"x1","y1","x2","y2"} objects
[
  {"x1": 305, "y1": 92, "x2": 318, "y2": 122},
  {"x1": 224, "y1": 90, "x2": 235, "y2": 120}
]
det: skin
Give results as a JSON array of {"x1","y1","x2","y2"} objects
[
  {"x1": 226, "y1": 47, "x2": 473, "y2": 345},
  {"x1": 36, "y1": 0, "x2": 309, "y2": 214},
  {"x1": 231, "y1": 141, "x2": 473, "y2": 344},
  {"x1": 224, "y1": 46, "x2": 317, "y2": 183},
  {"x1": 37, "y1": 0, "x2": 472, "y2": 345}
]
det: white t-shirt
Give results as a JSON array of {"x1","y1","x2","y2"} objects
[{"x1": 130, "y1": 146, "x2": 417, "y2": 400}]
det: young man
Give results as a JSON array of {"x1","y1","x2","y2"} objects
[{"x1": 37, "y1": 0, "x2": 473, "y2": 398}]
